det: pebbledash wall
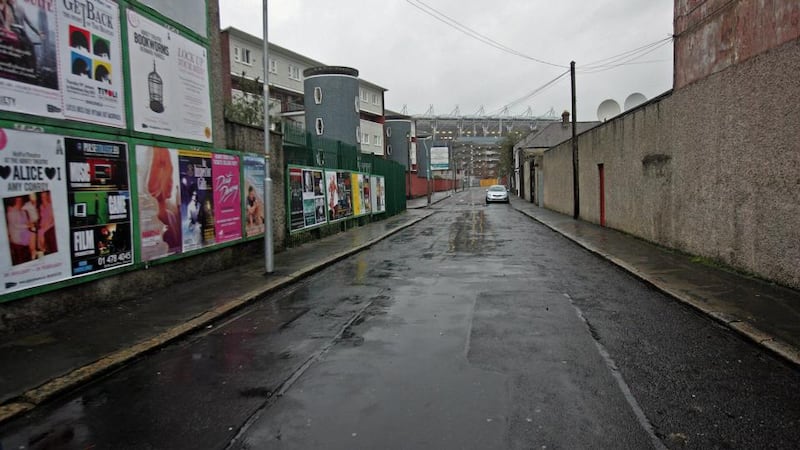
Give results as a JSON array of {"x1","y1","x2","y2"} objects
[{"x1": 543, "y1": 37, "x2": 800, "y2": 289}]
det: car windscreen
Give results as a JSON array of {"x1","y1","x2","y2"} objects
[{"x1": 488, "y1": 186, "x2": 506, "y2": 191}]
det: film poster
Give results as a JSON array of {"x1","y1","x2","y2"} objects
[
  {"x1": 212, "y1": 153, "x2": 241, "y2": 244},
  {"x1": 178, "y1": 150, "x2": 213, "y2": 252},
  {"x1": 136, "y1": 145, "x2": 181, "y2": 261},
  {"x1": 243, "y1": 155, "x2": 265, "y2": 237},
  {"x1": 0, "y1": 128, "x2": 70, "y2": 295},
  {"x1": 65, "y1": 137, "x2": 132, "y2": 276}
]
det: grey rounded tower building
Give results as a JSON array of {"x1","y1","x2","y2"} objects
[{"x1": 303, "y1": 66, "x2": 360, "y2": 148}]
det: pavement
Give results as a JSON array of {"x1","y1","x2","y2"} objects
[
  {"x1": 508, "y1": 195, "x2": 800, "y2": 369},
  {"x1": 1, "y1": 188, "x2": 798, "y2": 426}
]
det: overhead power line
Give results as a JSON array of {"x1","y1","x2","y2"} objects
[
  {"x1": 578, "y1": 38, "x2": 673, "y2": 74},
  {"x1": 488, "y1": 69, "x2": 570, "y2": 116},
  {"x1": 405, "y1": 0, "x2": 674, "y2": 74},
  {"x1": 405, "y1": 0, "x2": 568, "y2": 68}
]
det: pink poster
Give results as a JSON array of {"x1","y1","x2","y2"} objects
[{"x1": 212, "y1": 153, "x2": 241, "y2": 243}]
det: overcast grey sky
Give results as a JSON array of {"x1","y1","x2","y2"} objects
[{"x1": 219, "y1": 0, "x2": 674, "y2": 121}]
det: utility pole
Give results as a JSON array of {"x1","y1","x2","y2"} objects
[
  {"x1": 571, "y1": 61, "x2": 579, "y2": 220},
  {"x1": 262, "y1": 0, "x2": 274, "y2": 273}
]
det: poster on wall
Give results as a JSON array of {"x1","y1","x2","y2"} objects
[
  {"x1": 351, "y1": 173, "x2": 362, "y2": 216},
  {"x1": 243, "y1": 155, "x2": 265, "y2": 237},
  {"x1": 371, "y1": 176, "x2": 386, "y2": 213},
  {"x1": 288, "y1": 167, "x2": 303, "y2": 231},
  {"x1": 136, "y1": 145, "x2": 181, "y2": 261},
  {"x1": 289, "y1": 166, "x2": 326, "y2": 232},
  {"x1": 178, "y1": 150, "x2": 214, "y2": 252},
  {"x1": 361, "y1": 174, "x2": 371, "y2": 215},
  {"x1": 302, "y1": 168, "x2": 325, "y2": 228},
  {"x1": 59, "y1": 0, "x2": 125, "y2": 127},
  {"x1": 325, "y1": 170, "x2": 352, "y2": 222},
  {"x1": 65, "y1": 137, "x2": 132, "y2": 275},
  {"x1": 212, "y1": 153, "x2": 241, "y2": 244},
  {"x1": 127, "y1": 9, "x2": 212, "y2": 142},
  {"x1": 0, "y1": 1, "x2": 61, "y2": 118},
  {"x1": 0, "y1": 129, "x2": 71, "y2": 295}
]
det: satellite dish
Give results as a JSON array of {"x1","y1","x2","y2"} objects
[
  {"x1": 624, "y1": 93, "x2": 647, "y2": 111},
  {"x1": 597, "y1": 99, "x2": 621, "y2": 122}
]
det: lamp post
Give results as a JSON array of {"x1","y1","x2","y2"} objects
[
  {"x1": 262, "y1": 0, "x2": 274, "y2": 273},
  {"x1": 415, "y1": 134, "x2": 432, "y2": 206}
]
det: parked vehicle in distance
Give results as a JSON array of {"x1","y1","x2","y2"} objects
[{"x1": 485, "y1": 185, "x2": 509, "y2": 204}]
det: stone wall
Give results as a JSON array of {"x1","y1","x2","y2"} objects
[{"x1": 543, "y1": 38, "x2": 800, "y2": 289}]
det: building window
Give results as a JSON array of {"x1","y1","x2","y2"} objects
[
  {"x1": 360, "y1": 89, "x2": 368, "y2": 102},
  {"x1": 236, "y1": 48, "x2": 251, "y2": 65},
  {"x1": 269, "y1": 59, "x2": 278, "y2": 74},
  {"x1": 371, "y1": 93, "x2": 378, "y2": 105},
  {"x1": 356, "y1": 127, "x2": 361, "y2": 143},
  {"x1": 386, "y1": 127, "x2": 392, "y2": 137},
  {"x1": 288, "y1": 64, "x2": 300, "y2": 81},
  {"x1": 354, "y1": 96, "x2": 360, "y2": 112},
  {"x1": 363, "y1": 132, "x2": 369, "y2": 145},
  {"x1": 386, "y1": 144, "x2": 393, "y2": 155},
  {"x1": 314, "y1": 87, "x2": 323, "y2": 104},
  {"x1": 373, "y1": 135, "x2": 381, "y2": 146},
  {"x1": 315, "y1": 118, "x2": 324, "y2": 135}
]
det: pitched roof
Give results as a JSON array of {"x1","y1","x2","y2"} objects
[{"x1": 515, "y1": 121, "x2": 601, "y2": 150}]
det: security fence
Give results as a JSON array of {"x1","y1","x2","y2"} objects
[{"x1": 282, "y1": 122, "x2": 407, "y2": 243}]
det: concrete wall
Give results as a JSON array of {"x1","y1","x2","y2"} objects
[
  {"x1": 543, "y1": 38, "x2": 800, "y2": 289},
  {"x1": 674, "y1": 0, "x2": 800, "y2": 88}
]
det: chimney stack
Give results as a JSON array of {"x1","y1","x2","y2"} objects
[{"x1": 561, "y1": 110, "x2": 570, "y2": 127}]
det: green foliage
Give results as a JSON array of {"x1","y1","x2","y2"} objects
[
  {"x1": 497, "y1": 131, "x2": 527, "y2": 178},
  {"x1": 224, "y1": 72, "x2": 268, "y2": 127}
]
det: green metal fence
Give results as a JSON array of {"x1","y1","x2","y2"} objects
[{"x1": 282, "y1": 126, "x2": 407, "y2": 220}]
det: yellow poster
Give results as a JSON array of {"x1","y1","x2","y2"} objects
[{"x1": 351, "y1": 173, "x2": 362, "y2": 216}]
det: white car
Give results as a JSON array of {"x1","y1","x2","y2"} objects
[{"x1": 485, "y1": 185, "x2": 509, "y2": 204}]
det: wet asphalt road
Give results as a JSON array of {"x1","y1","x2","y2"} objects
[{"x1": 1, "y1": 188, "x2": 799, "y2": 449}]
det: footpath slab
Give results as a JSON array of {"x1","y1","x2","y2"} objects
[
  {"x1": 509, "y1": 196, "x2": 800, "y2": 368},
  {"x1": 0, "y1": 209, "x2": 433, "y2": 425}
]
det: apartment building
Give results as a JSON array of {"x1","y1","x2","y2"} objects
[{"x1": 221, "y1": 27, "x2": 387, "y2": 155}]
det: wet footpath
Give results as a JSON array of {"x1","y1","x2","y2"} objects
[
  {"x1": 509, "y1": 196, "x2": 800, "y2": 368},
  {"x1": 0, "y1": 198, "x2": 446, "y2": 425}
]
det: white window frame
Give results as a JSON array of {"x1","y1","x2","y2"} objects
[
  {"x1": 371, "y1": 93, "x2": 378, "y2": 105},
  {"x1": 233, "y1": 47, "x2": 240, "y2": 62},
  {"x1": 362, "y1": 132, "x2": 369, "y2": 145},
  {"x1": 269, "y1": 58, "x2": 278, "y2": 74},
  {"x1": 386, "y1": 144, "x2": 393, "y2": 155},
  {"x1": 314, "y1": 87, "x2": 323, "y2": 104},
  {"x1": 386, "y1": 127, "x2": 392, "y2": 137},
  {"x1": 315, "y1": 118, "x2": 324, "y2": 135},
  {"x1": 373, "y1": 135, "x2": 381, "y2": 146},
  {"x1": 360, "y1": 89, "x2": 368, "y2": 102},
  {"x1": 356, "y1": 126, "x2": 361, "y2": 143},
  {"x1": 241, "y1": 48, "x2": 252, "y2": 65},
  {"x1": 288, "y1": 64, "x2": 301, "y2": 81},
  {"x1": 354, "y1": 96, "x2": 360, "y2": 112}
]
